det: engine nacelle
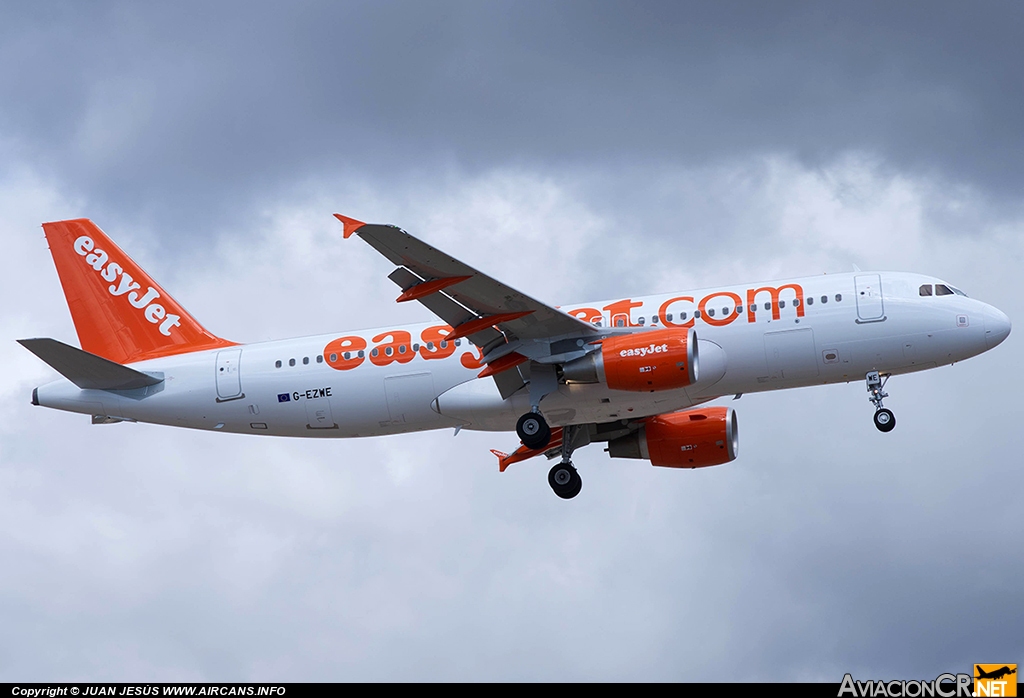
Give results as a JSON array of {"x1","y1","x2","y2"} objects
[
  {"x1": 608, "y1": 406, "x2": 738, "y2": 468},
  {"x1": 562, "y1": 328, "x2": 698, "y2": 392}
]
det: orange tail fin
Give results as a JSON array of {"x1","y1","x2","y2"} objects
[{"x1": 42, "y1": 219, "x2": 236, "y2": 365}]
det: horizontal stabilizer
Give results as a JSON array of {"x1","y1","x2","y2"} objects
[{"x1": 18, "y1": 338, "x2": 164, "y2": 391}]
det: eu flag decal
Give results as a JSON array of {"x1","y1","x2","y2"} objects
[{"x1": 278, "y1": 393, "x2": 291, "y2": 402}]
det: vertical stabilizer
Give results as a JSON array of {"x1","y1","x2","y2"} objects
[{"x1": 42, "y1": 219, "x2": 235, "y2": 364}]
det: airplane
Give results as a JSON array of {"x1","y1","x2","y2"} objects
[
  {"x1": 975, "y1": 666, "x2": 1016, "y2": 681},
  {"x1": 19, "y1": 216, "x2": 1011, "y2": 499}
]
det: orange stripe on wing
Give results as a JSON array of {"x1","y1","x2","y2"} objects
[
  {"x1": 445, "y1": 311, "x2": 534, "y2": 341},
  {"x1": 396, "y1": 275, "x2": 473, "y2": 303},
  {"x1": 477, "y1": 352, "x2": 528, "y2": 378}
]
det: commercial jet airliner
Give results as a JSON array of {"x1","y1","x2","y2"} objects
[{"x1": 20, "y1": 217, "x2": 1011, "y2": 499}]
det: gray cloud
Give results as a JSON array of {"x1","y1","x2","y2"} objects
[{"x1": 2, "y1": 1, "x2": 1023, "y2": 238}]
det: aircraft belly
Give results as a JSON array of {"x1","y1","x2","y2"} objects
[{"x1": 434, "y1": 376, "x2": 699, "y2": 432}]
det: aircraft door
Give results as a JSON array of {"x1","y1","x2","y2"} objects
[
  {"x1": 215, "y1": 348, "x2": 243, "y2": 401},
  {"x1": 854, "y1": 274, "x2": 885, "y2": 322}
]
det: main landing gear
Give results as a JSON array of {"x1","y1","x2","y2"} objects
[
  {"x1": 515, "y1": 412, "x2": 583, "y2": 499},
  {"x1": 516, "y1": 411, "x2": 551, "y2": 450},
  {"x1": 549, "y1": 461, "x2": 582, "y2": 500},
  {"x1": 548, "y1": 424, "x2": 583, "y2": 500},
  {"x1": 866, "y1": 371, "x2": 896, "y2": 433}
]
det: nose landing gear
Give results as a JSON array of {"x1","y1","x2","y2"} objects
[{"x1": 866, "y1": 371, "x2": 896, "y2": 432}]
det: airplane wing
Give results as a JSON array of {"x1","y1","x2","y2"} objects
[{"x1": 336, "y1": 215, "x2": 603, "y2": 384}]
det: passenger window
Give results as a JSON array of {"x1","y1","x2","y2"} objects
[
  {"x1": 835, "y1": 294, "x2": 842, "y2": 302},
  {"x1": 935, "y1": 284, "x2": 954, "y2": 296},
  {"x1": 764, "y1": 302, "x2": 771, "y2": 310},
  {"x1": 722, "y1": 307, "x2": 729, "y2": 316},
  {"x1": 275, "y1": 360, "x2": 282, "y2": 368},
  {"x1": 371, "y1": 348, "x2": 379, "y2": 357},
  {"x1": 316, "y1": 355, "x2": 323, "y2": 363},
  {"x1": 342, "y1": 352, "x2": 349, "y2": 360},
  {"x1": 399, "y1": 345, "x2": 406, "y2": 354},
  {"x1": 919, "y1": 284, "x2": 933, "y2": 296},
  {"x1": 427, "y1": 342, "x2": 435, "y2": 350},
  {"x1": 440, "y1": 341, "x2": 448, "y2": 349},
  {"x1": 637, "y1": 317, "x2": 645, "y2": 325},
  {"x1": 357, "y1": 350, "x2": 365, "y2": 358},
  {"x1": 779, "y1": 300, "x2": 786, "y2": 309},
  {"x1": 749, "y1": 304, "x2": 756, "y2": 312},
  {"x1": 385, "y1": 346, "x2": 393, "y2": 356},
  {"x1": 680, "y1": 312, "x2": 687, "y2": 320},
  {"x1": 651, "y1": 316, "x2": 659, "y2": 324},
  {"x1": 807, "y1": 297, "x2": 813, "y2": 305},
  {"x1": 331, "y1": 353, "x2": 339, "y2": 362},
  {"x1": 302, "y1": 357, "x2": 309, "y2": 365},
  {"x1": 821, "y1": 295, "x2": 828, "y2": 304},
  {"x1": 413, "y1": 343, "x2": 420, "y2": 352},
  {"x1": 288, "y1": 358, "x2": 295, "y2": 367},
  {"x1": 694, "y1": 310, "x2": 701, "y2": 318},
  {"x1": 666, "y1": 314, "x2": 673, "y2": 322},
  {"x1": 455, "y1": 339, "x2": 462, "y2": 346},
  {"x1": 708, "y1": 308, "x2": 715, "y2": 317},
  {"x1": 793, "y1": 298, "x2": 800, "y2": 307}
]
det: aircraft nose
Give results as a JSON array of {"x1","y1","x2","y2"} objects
[{"x1": 984, "y1": 306, "x2": 1011, "y2": 349}]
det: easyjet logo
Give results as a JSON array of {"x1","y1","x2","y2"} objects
[
  {"x1": 73, "y1": 235, "x2": 181, "y2": 337},
  {"x1": 567, "y1": 284, "x2": 805, "y2": 329},
  {"x1": 324, "y1": 325, "x2": 484, "y2": 372},
  {"x1": 620, "y1": 343, "x2": 669, "y2": 358},
  {"x1": 323, "y1": 283, "x2": 806, "y2": 374}
]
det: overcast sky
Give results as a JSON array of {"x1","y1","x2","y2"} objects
[{"x1": 1, "y1": 1, "x2": 1021, "y2": 681}]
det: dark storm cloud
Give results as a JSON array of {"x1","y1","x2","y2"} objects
[{"x1": 1, "y1": 1, "x2": 1022, "y2": 233}]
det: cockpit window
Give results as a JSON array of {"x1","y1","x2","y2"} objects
[
  {"x1": 935, "y1": 284, "x2": 954, "y2": 296},
  {"x1": 919, "y1": 284, "x2": 933, "y2": 296},
  {"x1": 950, "y1": 286, "x2": 968, "y2": 297}
]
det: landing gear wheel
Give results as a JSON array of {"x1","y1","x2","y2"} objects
[
  {"x1": 873, "y1": 408, "x2": 896, "y2": 433},
  {"x1": 548, "y1": 462, "x2": 582, "y2": 499},
  {"x1": 517, "y1": 412, "x2": 551, "y2": 450}
]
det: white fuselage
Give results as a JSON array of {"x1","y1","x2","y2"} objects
[{"x1": 34, "y1": 271, "x2": 1010, "y2": 437}]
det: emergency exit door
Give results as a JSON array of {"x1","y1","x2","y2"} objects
[{"x1": 215, "y1": 349, "x2": 243, "y2": 401}]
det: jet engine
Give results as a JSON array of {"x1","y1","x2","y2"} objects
[
  {"x1": 561, "y1": 328, "x2": 698, "y2": 392},
  {"x1": 607, "y1": 406, "x2": 738, "y2": 468}
]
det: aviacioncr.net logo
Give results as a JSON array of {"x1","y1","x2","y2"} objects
[
  {"x1": 839, "y1": 673, "x2": 973, "y2": 698},
  {"x1": 974, "y1": 665, "x2": 1017, "y2": 697}
]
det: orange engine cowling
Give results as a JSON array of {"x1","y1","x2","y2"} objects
[
  {"x1": 561, "y1": 328, "x2": 698, "y2": 392},
  {"x1": 608, "y1": 407, "x2": 738, "y2": 468}
]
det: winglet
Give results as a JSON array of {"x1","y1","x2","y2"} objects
[{"x1": 333, "y1": 214, "x2": 367, "y2": 239}]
